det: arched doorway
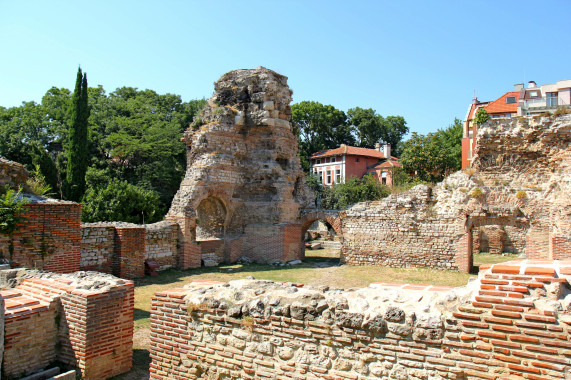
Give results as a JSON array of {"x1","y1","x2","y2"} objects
[
  {"x1": 196, "y1": 197, "x2": 227, "y2": 266},
  {"x1": 300, "y1": 212, "x2": 343, "y2": 263}
]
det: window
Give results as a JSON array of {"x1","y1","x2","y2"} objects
[
  {"x1": 529, "y1": 90, "x2": 540, "y2": 98},
  {"x1": 318, "y1": 171, "x2": 323, "y2": 183},
  {"x1": 335, "y1": 169, "x2": 341, "y2": 183},
  {"x1": 326, "y1": 170, "x2": 332, "y2": 185},
  {"x1": 356, "y1": 158, "x2": 360, "y2": 162},
  {"x1": 506, "y1": 96, "x2": 516, "y2": 104},
  {"x1": 547, "y1": 92, "x2": 558, "y2": 107},
  {"x1": 316, "y1": 159, "x2": 321, "y2": 164}
]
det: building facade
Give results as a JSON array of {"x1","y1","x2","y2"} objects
[
  {"x1": 309, "y1": 143, "x2": 401, "y2": 187},
  {"x1": 462, "y1": 79, "x2": 571, "y2": 169}
]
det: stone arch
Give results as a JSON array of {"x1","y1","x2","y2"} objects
[{"x1": 300, "y1": 211, "x2": 343, "y2": 241}]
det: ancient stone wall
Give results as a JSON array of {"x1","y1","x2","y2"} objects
[
  {"x1": 0, "y1": 271, "x2": 133, "y2": 379},
  {"x1": 0, "y1": 156, "x2": 30, "y2": 191},
  {"x1": 167, "y1": 67, "x2": 314, "y2": 267},
  {"x1": 472, "y1": 115, "x2": 571, "y2": 259},
  {"x1": 149, "y1": 260, "x2": 571, "y2": 379},
  {"x1": 80, "y1": 221, "x2": 178, "y2": 278},
  {"x1": 145, "y1": 221, "x2": 178, "y2": 270}
]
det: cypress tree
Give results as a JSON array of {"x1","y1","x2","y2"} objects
[{"x1": 66, "y1": 67, "x2": 89, "y2": 202}]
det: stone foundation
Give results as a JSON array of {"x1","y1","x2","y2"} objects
[{"x1": 150, "y1": 260, "x2": 571, "y2": 379}]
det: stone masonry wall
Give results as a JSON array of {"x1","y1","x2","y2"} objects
[
  {"x1": 150, "y1": 260, "x2": 571, "y2": 379},
  {"x1": 341, "y1": 184, "x2": 463, "y2": 270},
  {"x1": 167, "y1": 67, "x2": 314, "y2": 267},
  {"x1": 0, "y1": 156, "x2": 30, "y2": 191},
  {"x1": 0, "y1": 271, "x2": 133, "y2": 379},
  {"x1": 80, "y1": 221, "x2": 179, "y2": 278},
  {"x1": 145, "y1": 221, "x2": 178, "y2": 270}
]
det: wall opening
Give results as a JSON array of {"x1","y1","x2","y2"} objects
[{"x1": 196, "y1": 197, "x2": 227, "y2": 267}]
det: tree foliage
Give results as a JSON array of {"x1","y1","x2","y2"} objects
[
  {"x1": 315, "y1": 174, "x2": 389, "y2": 209},
  {"x1": 0, "y1": 75, "x2": 205, "y2": 223},
  {"x1": 347, "y1": 107, "x2": 408, "y2": 155},
  {"x1": 292, "y1": 101, "x2": 355, "y2": 171},
  {"x1": 65, "y1": 68, "x2": 90, "y2": 202},
  {"x1": 82, "y1": 175, "x2": 161, "y2": 224},
  {"x1": 400, "y1": 119, "x2": 463, "y2": 182},
  {"x1": 473, "y1": 108, "x2": 490, "y2": 125}
]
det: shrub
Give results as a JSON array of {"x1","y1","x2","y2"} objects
[
  {"x1": 553, "y1": 107, "x2": 571, "y2": 117},
  {"x1": 470, "y1": 187, "x2": 483, "y2": 198},
  {"x1": 515, "y1": 190, "x2": 527, "y2": 199},
  {"x1": 0, "y1": 187, "x2": 29, "y2": 258}
]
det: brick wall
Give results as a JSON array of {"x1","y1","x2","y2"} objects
[
  {"x1": 552, "y1": 236, "x2": 571, "y2": 260},
  {"x1": 0, "y1": 274, "x2": 133, "y2": 379},
  {"x1": 9, "y1": 202, "x2": 81, "y2": 273},
  {"x1": 114, "y1": 226, "x2": 146, "y2": 279},
  {"x1": 149, "y1": 260, "x2": 571, "y2": 380}
]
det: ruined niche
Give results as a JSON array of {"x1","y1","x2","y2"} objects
[
  {"x1": 167, "y1": 67, "x2": 315, "y2": 265},
  {"x1": 196, "y1": 197, "x2": 226, "y2": 240}
]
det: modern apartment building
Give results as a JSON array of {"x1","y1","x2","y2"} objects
[{"x1": 462, "y1": 79, "x2": 571, "y2": 169}]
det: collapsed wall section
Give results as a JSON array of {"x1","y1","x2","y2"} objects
[
  {"x1": 150, "y1": 261, "x2": 571, "y2": 379},
  {"x1": 0, "y1": 271, "x2": 133, "y2": 379}
]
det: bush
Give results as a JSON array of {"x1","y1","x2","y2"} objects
[
  {"x1": 470, "y1": 187, "x2": 483, "y2": 198},
  {"x1": 82, "y1": 179, "x2": 161, "y2": 224},
  {"x1": 0, "y1": 187, "x2": 29, "y2": 258},
  {"x1": 320, "y1": 174, "x2": 389, "y2": 209},
  {"x1": 515, "y1": 190, "x2": 527, "y2": 199}
]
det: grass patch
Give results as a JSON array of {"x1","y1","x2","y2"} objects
[{"x1": 474, "y1": 252, "x2": 520, "y2": 266}]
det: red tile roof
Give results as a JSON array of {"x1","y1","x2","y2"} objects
[
  {"x1": 483, "y1": 91, "x2": 519, "y2": 115},
  {"x1": 310, "y1": 145, "x2": 386, "y2": 159},
  {"x1": 372, "y1": 159, "x2": 402, "y2": 169}
]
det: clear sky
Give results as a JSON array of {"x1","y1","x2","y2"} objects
[{"x1": 1, "y1": 0, "x2": 570, "y2": 135}]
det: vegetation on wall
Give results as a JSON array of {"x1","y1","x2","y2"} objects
[{"x1": 0, "y1": 187, "x2": 29, "y2": 257}]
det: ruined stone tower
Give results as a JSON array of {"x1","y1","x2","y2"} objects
[{"x1": 167, "y1": 67, "x2": 314, "y2": 267}]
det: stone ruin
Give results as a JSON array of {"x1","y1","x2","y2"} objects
[
  {"x1": 167, "y1": 67, "x2": 314, "y2": 268},
  {"x1": 1, "y1": 68, "x2": 571, "y2": 379},
  {"x1": 150, "y1": 261, "x2": 571, "y2": 379}
]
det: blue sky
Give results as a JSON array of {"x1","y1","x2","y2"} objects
[{"x1": 1, "y1": 0, "x2": 570, "y2": 135}]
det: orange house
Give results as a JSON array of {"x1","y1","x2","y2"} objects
[
  {"x1": 462, "y1": 88, "x2": 520, "y2": 169},
  {"x1": 309, "y1": 143, "x2": 401, "y2": 187}
]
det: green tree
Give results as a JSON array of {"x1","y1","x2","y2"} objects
[
  {"x1": 82, "y1": 176, "x2": 161, "y2": 224},
  {"x1": 318, "y1": 174, "x2": 389, "y2": 209},
  {"x1": 65, "y1": 68, "x2": 89, "y2": 201},
  {"x1": 473, "y1": 108, "x2": 490, "y2": 125},
  {"x1": 399, "y1": 119, "x2": 463, "y2": 182},
  {"x1": 347, "y1": 107, "x2": 408, "y2": 155},
  {"x1": 292, "y1": 101, "x2": 355, "y2": 171}
]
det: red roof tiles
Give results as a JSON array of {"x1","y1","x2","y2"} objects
[
  {"x1": 310, "y1": 145, "x2": 386, "y2": 159},
  {"x1": 484, "y1": 91, "x2": 520, "y2": 115}
]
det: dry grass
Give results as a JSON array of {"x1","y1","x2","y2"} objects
[{"x1": 113, "y1": 249, "x2": 516, "y2": 379}]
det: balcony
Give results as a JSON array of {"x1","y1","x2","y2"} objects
[{"x1": 523, "y1": 97, "x2": 570, "y2": 113}]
